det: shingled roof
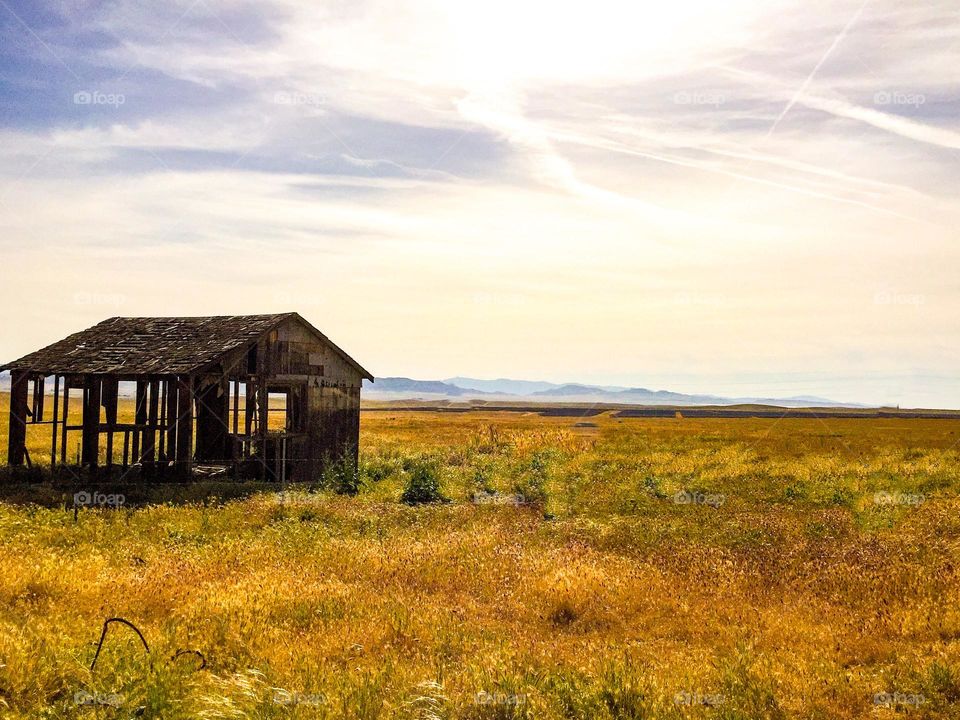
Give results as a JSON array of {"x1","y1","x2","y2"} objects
[{"x1": 0, "y1": 313, "x2": 373, "y2": 378}]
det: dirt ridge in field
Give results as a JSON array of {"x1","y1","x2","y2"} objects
[{"x1": 360, "y1": 399, "x2": 960, "y2": 419}]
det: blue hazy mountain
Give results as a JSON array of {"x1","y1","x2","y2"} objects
[
  {"x1": 446, "y1": 377, "x2": 630, "y2": 394},
  {"x1": 362, "y1": 375, "x2": 862, "y2": 407},
  {"x1": 362, "y1": 377, "x2": 496, "y2": 396},
  {"x1": 4, "y1": 371, "x2": 857, "y2": 407},
  {"x1": 443, "y1": 377, "x2": 555, "y2": 394}
]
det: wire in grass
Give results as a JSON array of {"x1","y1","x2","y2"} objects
[
  {"x1": 89, "y1": 617, "x2": 207, "y2": 673},
  {"x1": 171, "y1": 649, "x2": 207, "y2": 670},
  {"x1": 90, "y1": 617, "x2": 150, "y2": 671}
]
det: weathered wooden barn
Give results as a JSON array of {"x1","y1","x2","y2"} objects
[{"x1": 1, "y1": 313, "x2": 372, "y2": 480}]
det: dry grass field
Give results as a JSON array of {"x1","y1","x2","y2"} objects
[{"x1": 1, "y1": 394, "x2": 960, "y2": 718}]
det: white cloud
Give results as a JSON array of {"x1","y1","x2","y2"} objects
[{"x1": 1, "y1": 0, "x2": 959, "y2": 405}]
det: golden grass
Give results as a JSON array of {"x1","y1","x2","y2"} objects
[{"x1": 1, "y1": 395, "x2": 960, "y2": 718}]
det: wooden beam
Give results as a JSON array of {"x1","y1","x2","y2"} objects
[
  {"x1": 245, "y1": 379, "x2": 255, "y2": 458},
  {"x1": 32, "y1": 376, "x2": 45, "y2": 423},
  {"x1": 175, "y1": 375, "x2": 194, "y2": 474},
  {"x1": 133, "y1": 381, "x2": 146, "y2": 462},
  {"x1": 81, "y1": 375, "x2": 101, "y2": 467},
  {"x1": 157, "y1": 380, "x2": 167, "y2": 463},
  {"x1": 258, "y1": 378, "x2": 268, "y2": 480},
  {"x1": 165, "y1": 379, "x2": 178, "y2": 466},
  {"x1": 144, "y1": 378, "x2": 159, "y2": 470},
  {"x1": 50, "y1": 375, "x2": 60, "y2": 467},
  {"x1": 102, "y1": 377, "x2": 118, "y2": 469},
  {"x1": 60, "y1": 379, "x2": 70, "y2": 465},
  {"x1": 7, "y1": 370, "x2": 28, "y2": 466},
  {"x1": 232, "y1": 378, "x2": 240, "y2": 436}
]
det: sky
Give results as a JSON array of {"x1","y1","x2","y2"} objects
[{"x1": 0, "y1": 0, "x2": 957, "y2": 408}]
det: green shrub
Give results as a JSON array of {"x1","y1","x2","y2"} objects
[
  {"x1": 401, "y1": 459, "x2": 446, "y2": 504},
  {"x1": 361, "y1": 454, "x2": 399, "y2": 484},
  {"x1": 783, "y1": 483, "x2": 806, "y2": 502},
  {"x1": 322, "y1": 447, "x2": 361, "y2": 495},
  {"x1": 928, "y1": 661, "x2": 960, "y2": 703},
  {"x1": 512, "y1": 452, "x2": 550, "y2": 506},
  {"x1": 828, "y1": 487, "x2": 854, "y2": 506},
  {"x1": 472, "y1": 459, "x2": 496, "y2": 495},
  {"x1": 643, "y1": 475, "x2": 667, "y2": 499}
]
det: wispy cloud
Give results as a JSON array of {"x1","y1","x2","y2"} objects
[
  {"x1": 797, "y1": 93, "x2": 960, "y2": 150},
  {"x1": 0, "y1": 0, "x2": 958, "y2": 406}
]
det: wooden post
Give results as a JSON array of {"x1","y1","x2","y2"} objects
[
  {"x1": 245, "y1": 379, "x2": 256, "y2": 459},
  {"x1": 60, "y1": 379, "x2": 70, "y2": 465},
  {"x1": 133, "y1": 380, "x2": 146, "y2": 463},
  {"x1": 229, "y1": 379, "x2": 239, "y2": 474},
  {"x1": 50, "y1": 375, "x2": 60, "y2": 467},
  {"x1": 165, "y1": 379, "x2": 178, "y2": 468},
  {"x1": 81, "y1": 375, "x2": 101, "y2": 467},
  {"x1": 258, "y1": 378, "x2": 268, "y2": 480},
  {"x1": 102, "y1": 377, "x2": 118, "y2": 469},
  {"x1": 7, "y1": 370, "x2": 28, "y2": 466},
  {"x1": 157, "y1": 381, "x2": 167, "y2": 463},
  {"x1": 144, "y1": 378, "x2": 159, "y2": 471},
  {"x1": 232, "y1": 378, "x2": 240, "y2": 435},
  {"x1": 32, "y1": 376, "x2": 44, "y2": 422},
  {"x1": 175, "y1": 375, "x2": 194, "y2": 475}
]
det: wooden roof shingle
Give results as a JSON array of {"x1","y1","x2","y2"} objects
[{"x1": 0, "y1": 313, "x2": 372, "y2": 379}]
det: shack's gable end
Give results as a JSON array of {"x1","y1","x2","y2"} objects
[{"x1": 257, "y1": 316, "x2": 366, "y2": 386}]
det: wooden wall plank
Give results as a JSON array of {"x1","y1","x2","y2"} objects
[
  {"x1": 144, "y1": 378, "x2": 159, "y2": 469},
  {"x1": 6, "y1": 371, "x2": 28, "y2": 466},
  {"x1": 175, "y1": 375, "x2": 194, "y2": 474},
  {"x1": 165, "y1": 379, "x2": 178, "y2": 465},
  {"x1": 134, "y1": 381, "x2": 146, "y2": 463},
  {"x1": 102, "y1": 376, "x2": 118, "y2": 468},
  {"x1": 81, "y1": 375, "x2": 101, "y2": 467},
  {"x1": 60, "y1": 380, "x2": 70, "y2": 465},
  {"x1": 50, "y1": 375, "x2": 60, "y2": 466}
]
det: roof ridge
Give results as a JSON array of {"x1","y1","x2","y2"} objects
[{"x1": 0, "y1": 313, "x2": 318, "y2": 376}]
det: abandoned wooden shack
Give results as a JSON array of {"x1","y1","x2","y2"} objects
[{"x1": 1, "y1": 313, "x2": 372, "y2": 480}]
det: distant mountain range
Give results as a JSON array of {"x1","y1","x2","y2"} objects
[
  {"x1": 362, "y1": 376, "x2": 864, "y2": 408},
  {"x1": 0, "y1": 371, "x2": 860, "y2": 407},
  {"x1": 360, "y1": 377, "x2": 486, "y2": 396},
  {"x1": 445, "y1": 377, "x2": 630, "y2": 394}
]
